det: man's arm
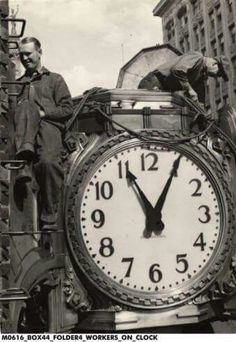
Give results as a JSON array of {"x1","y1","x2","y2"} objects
[{"x1": 40, "y1": 74, "x2": 73, "y2": 121}]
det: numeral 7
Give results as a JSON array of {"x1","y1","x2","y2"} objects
[{"x1": 121, "y1": 257, "x2": 134, "y2": 278}]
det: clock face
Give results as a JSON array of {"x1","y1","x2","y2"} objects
[{"x1": 66, "y1": 136, "x2": 233, "y2": 308}]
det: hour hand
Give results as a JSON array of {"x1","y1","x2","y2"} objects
[{"x1": 126, "y1": 170, "x2": 153, "y2": 213}]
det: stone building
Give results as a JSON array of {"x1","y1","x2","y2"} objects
[{"x1": 153, "y1": 0, "x2": 236, "y2": 113}]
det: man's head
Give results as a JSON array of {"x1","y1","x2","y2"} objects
[
  {"x1": 19, "y1": 37, "x2": 42, "y2": 72},
  {"x1": 204, "y1": 56, "x2": 229, "y2": 81}
]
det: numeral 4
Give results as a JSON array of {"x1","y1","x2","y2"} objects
[{"x1": 193, "y1": 233, "x2": 206, "y2": 251}]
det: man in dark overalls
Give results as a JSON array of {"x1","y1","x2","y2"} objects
[
  {"x1": 138, "y1": 51, "x2": 229, "y2": 104},
  {"x1": 15, "y1": 37, "x2": 73, "y2": 230}
]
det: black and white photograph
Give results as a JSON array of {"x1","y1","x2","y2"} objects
[{"x1": 0, "y1": 0, "x2": 236, "y2": 338}]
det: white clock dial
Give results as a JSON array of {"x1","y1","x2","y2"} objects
[{"x1": 79, "y1": 144, "x2": 221, "y2": 293}]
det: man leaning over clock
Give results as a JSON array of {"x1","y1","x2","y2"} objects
[
  {"x1": 138, "y1": 51, "x2": 229, "y2": 106},
  {"x1": 14, "y1": 36, "x2": 73, "y2": 231}
]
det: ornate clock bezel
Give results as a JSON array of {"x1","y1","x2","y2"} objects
[{"x1": 65, "y1": 131, "x2": 234, "y2": 309}]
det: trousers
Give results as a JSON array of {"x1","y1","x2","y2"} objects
[
  {"x1": 14, "y1": 99, "x2": 40, "y2": 155},
  {"x1": 14, "y1": 99, "x2": 64, "y2": 224},
  {"x1": 138, "y1": 71, "x2": 164, "y2": 91}
]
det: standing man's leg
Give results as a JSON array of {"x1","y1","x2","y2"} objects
[
  {"x1": 34, "y1": 120, "x2": 64, "y2": 230},
  {"x1": 14, "y1": 99, "x2": 41, "y2": 160}
]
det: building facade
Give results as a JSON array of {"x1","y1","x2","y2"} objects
[{"x1": 153, "y1": 0, "x2": 236, "y2": 113}]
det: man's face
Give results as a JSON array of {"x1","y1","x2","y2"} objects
[
  {"x1": 19, "y1": 42, "x2": 41, "y2": 71},
  {"x1": 206, "y1": 58, "x2": 219, "y2": 78}
]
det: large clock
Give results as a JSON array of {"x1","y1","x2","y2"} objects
[{"x1": 65, "y1": 131, "x2": 234, "y2": 309}]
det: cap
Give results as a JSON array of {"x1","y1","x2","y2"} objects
[{"x1": 215, "y1": 56, "x2": 229, "y2": 81}]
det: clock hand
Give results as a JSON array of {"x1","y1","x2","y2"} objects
[
  {"x1": 150, "y1": 154, "x2": 182, "y2": 233},
  {"x1": 154, "y1": 155, "x2": 182, "y2": 211},
  {"x1": 126, "y1": 171, "x2": 163, "y2": 238},
  {"x1": 126, "y1": 170, "x2": 153, "y2": 213}
]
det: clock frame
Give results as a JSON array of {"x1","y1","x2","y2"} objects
[{"x1": 65, "y1": 131, "x2": 234, "y2": 309}]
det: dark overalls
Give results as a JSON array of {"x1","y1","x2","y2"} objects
[{"x1": 14, "y1": 67, "x2": 73, "y2": 226}]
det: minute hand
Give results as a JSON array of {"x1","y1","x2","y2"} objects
[{"x1": 154, "y1": 155, "x2": 182, "y2": 212}]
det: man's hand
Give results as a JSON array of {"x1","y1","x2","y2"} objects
[
  {"x1": 39, "y1": 109, "x2": 46, "y2": 118},
  {"x1": 185, "y1": 88, "x2": 198, "y2": 102}
]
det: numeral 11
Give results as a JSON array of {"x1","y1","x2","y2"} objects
[{"x1": 118, "y1": 160, "x2": 129, "y2": 179}]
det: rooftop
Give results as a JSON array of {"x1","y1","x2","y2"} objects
[{"x1": 153, "y1": 0, "x2": 173, "y2": 17}]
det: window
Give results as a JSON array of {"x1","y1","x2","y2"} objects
[
  {"x1": 229, "y1": 24, "x2": 236, "y2": 45},
  {"x1": 223, "y1": 95, "x2": 229, "y2": 105},
  {"x1": 191, "y1": 0, "x2": 199, "y2": 14},
  {"x1": 180, "y1": 39, "x2": 185, "y2": 52},
  {"x1": 206, "y1": 84, "x2": 210, "y2": 101},
  {"x1": 178, "y1": 5, "x2": 187, "y2": 28},
  {"x1": 209, "y1": 11, "x2": 214, "y2": 28},
  {"x1": 200, "y1": 27, "x2": 205, "y2": 46},
  {"x1": 165, "y1": 18, "x2": 175, "y2": 41},
  {"x1": 194, "y1": 27, "x2": 199, "y2": 49},
  {"x1": 232, "y1": 57, "x2": 236, "y2": 76},
  {"x1": 218, "y1": 34, "x2": 224, "y2": 53},
  {"x1": 216, "y1": 99, "x2": 221, "y2": 110},
  {"x1": 211, "y1": 39, "x2": 217, "y2": 56},
  {"x1": 226, "y1": 0, "x2": 233, "y2": 15}
]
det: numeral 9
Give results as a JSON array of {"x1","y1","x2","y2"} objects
[{"x1": 91, "y1": 209, "x2": 105, "y2": 228}]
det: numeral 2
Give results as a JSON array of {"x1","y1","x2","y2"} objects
[{"x1": 189, "y1": 178, "x2": 202, "y2": 196}]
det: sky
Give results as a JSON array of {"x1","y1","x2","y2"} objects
[{"x1": 9, "y1": 0, "x2": 163, "y2": 96}]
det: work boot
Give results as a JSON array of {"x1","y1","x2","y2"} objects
[
  {"x1": 15, "y1": 165, "x2": 32, "y2": 185},
  {"x1": 40, "y1": 221, "x2": 58, "y2": 232},
  {"x1": 16, "y1": 143, "x2": 35, "y2": 162}
]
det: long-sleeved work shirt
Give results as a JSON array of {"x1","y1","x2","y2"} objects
[
  {"x1": 141, "y1": 52, "x2": 206, "y2": 103},
  {"x1": 16, "y1": 66, "x2": 73, "y2": 129}
]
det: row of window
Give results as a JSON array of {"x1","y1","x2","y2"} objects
[
  {"x1": 163, "y1": 0, "x2": 236, "y2": 110},
  {"x1": 164, "y1": 0, "x2": 202, "y2": 41},
  {"x1": 164, "y1": 0, "x2": 236, "y2": 55}
]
